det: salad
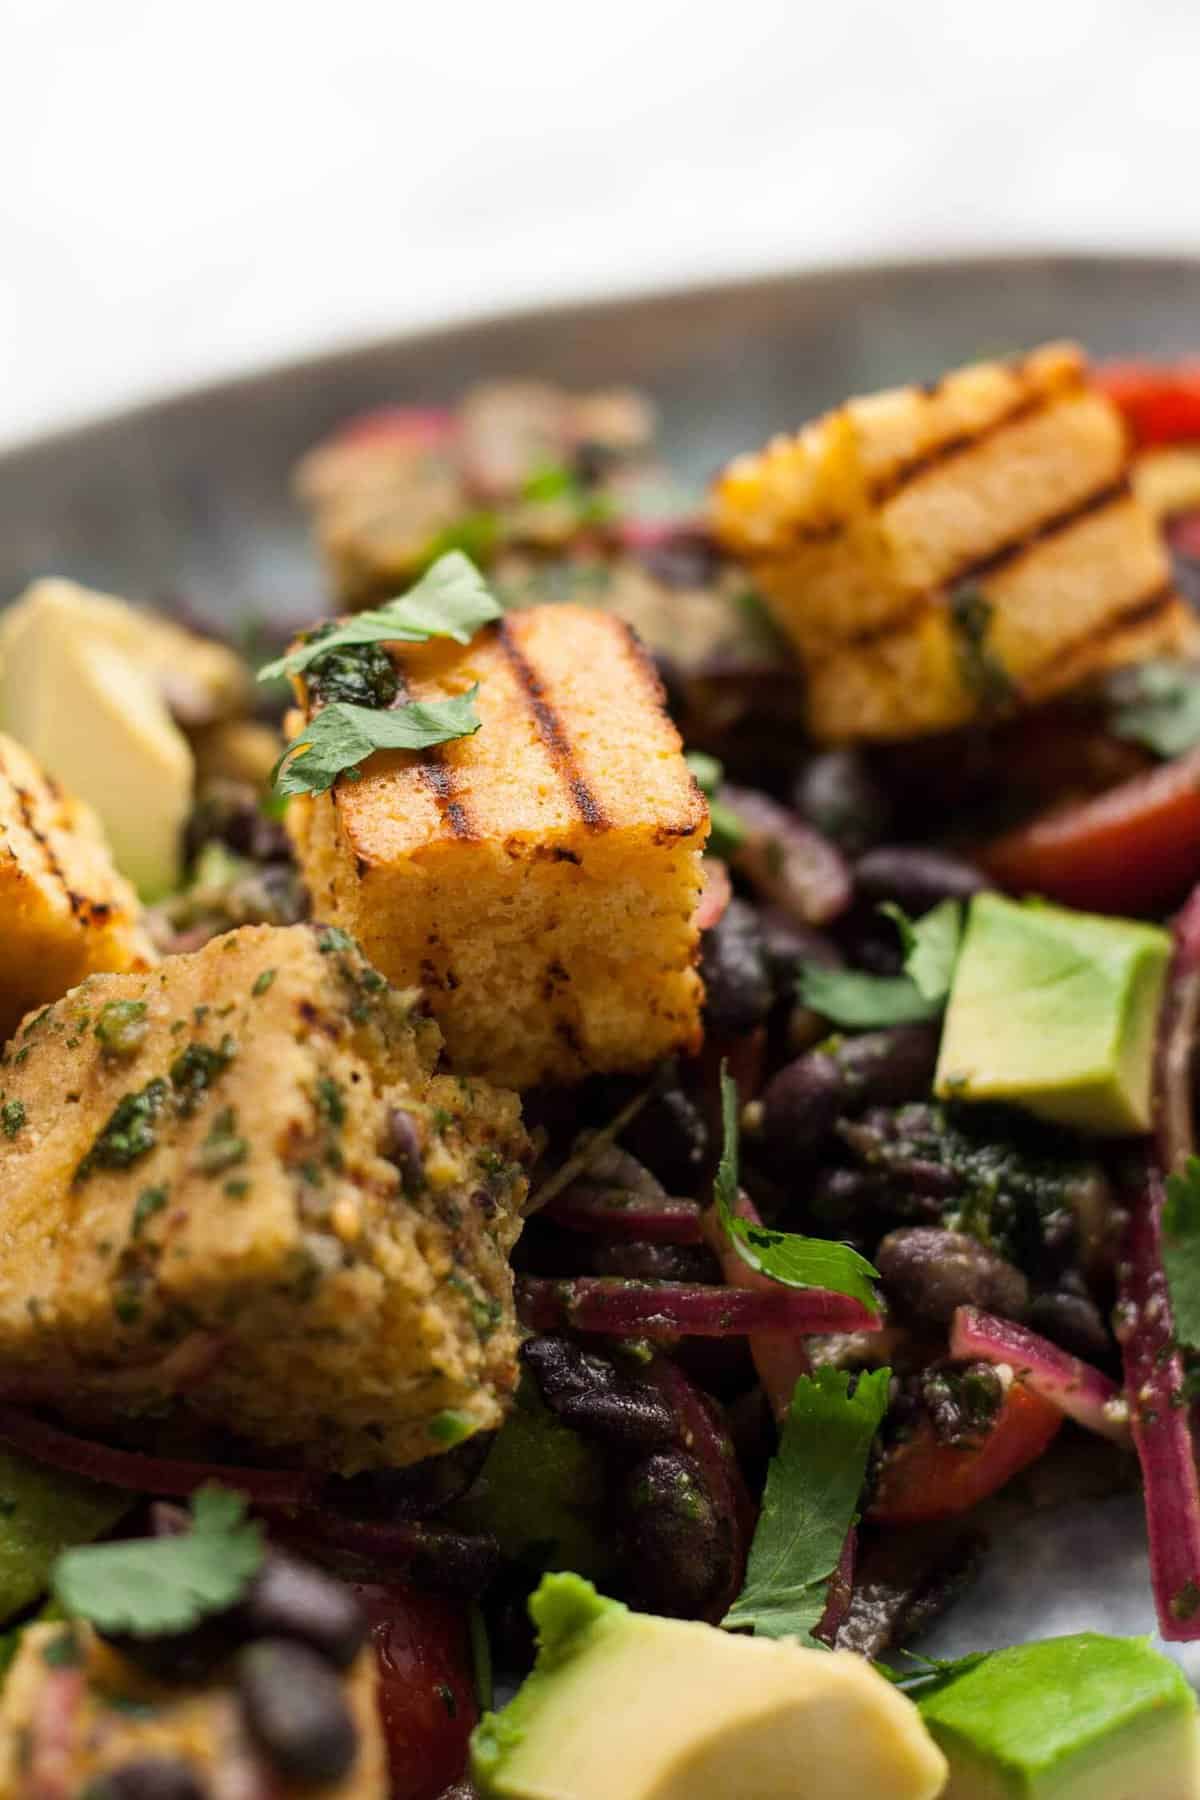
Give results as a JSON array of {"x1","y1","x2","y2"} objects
[{"x1": 0, "y1": 345, "x2": 1199, "y2": 1796}]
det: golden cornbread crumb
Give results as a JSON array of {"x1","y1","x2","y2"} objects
[
  {"x1": 0, "y1": 1623, "x2": 387, "y2": 1799},
  {"x1": 0, "y1": 924, "x2": 529, "y2": 1474},
  {"x1": 0, "y1": 732, "x2": 156, "y2": 1041},
  {"x1": 288, "y1": 605, "x2": 709, "y2": 1086},
  {"x1": 711, "y1": 342, "x2": 1195, "y2": 741}
]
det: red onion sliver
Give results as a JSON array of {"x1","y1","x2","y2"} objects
[
  {"x1": 545, "y1": 1188, "x2": 704, "y2": 1244},
  {"x1": 813, "y1": 1526, "x2": 857, "y2": 1648},
  {"x1": 0, "y1": 1406, "x2": 319, "y2": 1505},
  {"x1": 950, "y1": 1307, "x2": 1130, "y2": 1446},
  {"x1": 268, "y1": 1508, "x2": 500, "y2": 1595},
  {"x1": 1155, "y1": 883, "x2": 1200, "y2": 1174},
  {"x1": 701, "y1": 1195, "x2": 816, "y2": 1421},
  {"x1": 516, "y1": 1277, "x2": 877, "y2": 1339},
  {"x1": 1116, "y1": 1155, "x2": 1200, "y2": 1640},
  {"x1": 333, "y1": 406, "x2": 457, "y2": 451}
]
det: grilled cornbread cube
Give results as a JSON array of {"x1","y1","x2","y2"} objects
[
  {"x1": 712, "y1": 342, "x2": 1197, "y2": 740},
  {"x1": 287, "y1": 605, "x2": 708, "y2": 1086},
  {"x1": 0, "y1": 732, "x2": 155, "y2": 1041},
  {"x1": 0, "y1": 1623, "x2": 386, "y2": 1799},
  {"x1": 0, "y1": 923, "x2": 529, "y2": 1473}
]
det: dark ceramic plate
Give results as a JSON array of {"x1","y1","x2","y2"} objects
[{"x1": 3, "y1": 252, "x2": 1199, "y2": 1669}]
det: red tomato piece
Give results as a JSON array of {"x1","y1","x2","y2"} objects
[
  {"x1": 867, "y1": 1381, "x2": 1062, "y2": 1527},
  {"x1": 980, "y1": 748, "x2": 1200, "y2": 915},
  {"x1": 1095, "y1": 362, "x2": 1200, "y2": 447},
  {"x1": 353, "y1": 1583, "x2": 478, "y2": 1800}
]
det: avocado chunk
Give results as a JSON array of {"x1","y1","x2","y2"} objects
[
  {"x1": 919, "y1": 1632, "x2": 1200, "y2": 1798},
  {"x1": 934, "y1": 894, "x2": 1169, "y2": 1134},
  {"x1": 0, "y1": 581, "x2": 247, "y2": 899},
  {"x1": 0, "y1": 1447, "x2": 126, "y2": 1624},
  {"x1": 471, "y1": 1573, "x2": 947, "y2": 1799}
]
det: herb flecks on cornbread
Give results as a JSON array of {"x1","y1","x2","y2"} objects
[
  {"x1": 287, "y1": 605, "x2": 709, "y2": 1087},
  {"x1": 0, "y1": 924, "x2": 529, "y2": 1474},
  {"x1": 0, "y1": 1622, "x2": 386, "y2": 1799},
  {"x1": 712, "y1": 341, "x2": 1198, "y2": 740},
  {"x1": 0, "y1": 732, "x2": 156, "y2": 1041}
]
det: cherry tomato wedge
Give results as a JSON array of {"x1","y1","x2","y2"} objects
[
  {"x1": 1096, "y1": 362, "x2": 1200, "y2": 447},
  {"x1": 980, "y1": 748, "x2": 1200, "y2": 915},
  {"x1": 867, "y1": 1380, "x2": 1062, "y2": 1527},
  {"x1": 352, "y1": 1583, "x2": 478, "y2": 1800}
]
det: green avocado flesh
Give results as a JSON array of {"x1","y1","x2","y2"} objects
[
  {"x1": 934, "y1": 894, "x2": 1169, "y2": 1134},
  {"x1": 471, "y1": 1574, "x2": 947, "y2": 1799},
  {"x1": 919, "y1": 1633, "x2": 1199, "y2": 1798},
  {"x1": 0, "y1": 1447, "x2": 126, "y2": 1624}
]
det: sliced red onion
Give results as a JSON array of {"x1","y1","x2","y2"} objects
[
  {"x1": 695, "y1": 858, "x2": 733, "y2": 933},
  {"x1": 640, "y1": 1353, "x2": 753, "y2": 1618},
  {"x1": 545, "y1": 1188, "x2": 703, "y2": 1244},
  {"x1": 701, "y1": 1195, "x2": 815, "y2": 1421},
  {"x1": 721, "y1": 786, "x2": 853, "y2": 927},
  {"x1": 0, "y1": 1406, "x2": 319, "y2": 1505},
  {"x1": 516, "y1": 1276, "x2": 876, "y2": 1339},
  {"x1": 333, "y1": 406, "x2": 458, "y2": 452},
  {"x1": 949, "y1": 1307, "x2": 1130, "y2": 1446},
  {"x1": 1115, "y1": 1154, "x2": 1200, "y2": 1640},
  {"x1": 1155, "y1": 883, "x2": 1200, "y2": 1174},
  {"x1": 813, "y1": 1526, "x2": 857, "y2": 1648}
]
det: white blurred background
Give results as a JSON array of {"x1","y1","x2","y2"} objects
[{"x1": 3, "y1": 0, "x2": 1199, "y2": 445}]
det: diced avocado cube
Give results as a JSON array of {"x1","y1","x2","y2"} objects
[
  {"x1": 919, "y1": 1632, "x2": 1199, "y2": 1798},
  {"x1": 935, "y1": 894, "x2": 1169, "y2": 1134},
  {"x1": 471, "y1": 1573, "x2": 947, "y2": 1799}
]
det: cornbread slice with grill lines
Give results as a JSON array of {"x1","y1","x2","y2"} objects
[
  {"x1": 0, "y1": 1622, "x2": 387, "y2": 1799},
  {"x1": 0, "y1": 732, "x2": 156, "y2": 1041},
  {"x1": 286, "y1": 604, "x2": 709, "y2": 1087},
  {"x1": 0, "y1": 923, "x2": 529, "y2": 1474},
  {"x1": 711, "y1": 341, "x2": 1198, "y2": 741}
]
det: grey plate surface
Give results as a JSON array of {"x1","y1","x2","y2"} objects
[{"x1": 4, "y1": 252, "x2": 1200, "y2": 1663}]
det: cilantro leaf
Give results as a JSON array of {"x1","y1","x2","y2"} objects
[
  {"x1": 257, "y1": 552, "x2": 502, "y2": 683},
  {"x1": 684, "y1": 750, "x2": 746, "y2": 857},
  {"x1": 1112, "y1": 660, "x2": 1200, "y2": 759},
  {"x1": 724, "y1": 1366, "x2": 891, "y2": 1642},
  {"x1": 1163, "y1": 1155, "x2": 1200, "y2": 1351},
  {"x1": 53, "y1": 1486, "x2": 263, "y2": 1638},
  {"x1": 883, "y1": 1649, "x2": 989, "y2": 1693},
  {"x1": 798, "y1": 898, "x2": 963, "y2": 1026},
  {"x1": 272, "y1": 687, "x2": 483, "y2": 798},
  {"x1": 713, "y1": 1069, "x2": 879, "y2": 1311}
]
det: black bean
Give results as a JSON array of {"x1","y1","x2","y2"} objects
[
  {"x1": 757, "y1": 1052, "x2": 846, "y2": 1176},
  {"x1": 105, "y1": 1618, "x2": 234, "y2": 1684},
  {"x1": 836, "y1": 1025, "x2": 941, "y2": 1108},
  {"x1": 90, "y1": 1758, "x2": 209, "y2": 1800},
  {"x1": 793, "y1": 749, "x2": 891, "y2": 856},
  {"x1": 639, "y1": 533, "x2": 722, "y2": 590},
  {"x1": 242, "y1": 1554, "x2": 368, "y2": 1669},
  {"x1": 620, "y1": 1449, "x2": 737, "y2": 1620},
  {"x1": 758, "y1": 907, "x2": 842, "y2": 992},
  {"x1": 837, "y1": 1527, "x2": 983, "y2": 1659},
  {"x1": 1029, "y1": 1290, "x2": 1115, "y2": 1368},
  {"x1": 620, "y1": 1084, "x2": 708, "y2": 1191},
  {"x1": 875, "y1": 1227, "x2": 1029, "y2": 1326},
  {"x1": 382, "y1": 1108, "x2": 424, "y2": 1191},
  {"x1": 522, "y1": 1335, "x2": 676, "y2": 1452},
  {"x1": 700, "y1": 898, "x2": 773, "y2": 1037},
  {"x1": 854, "y1": 845, "x2": 989, "y2": 913},
  {"x1": 331, "y1": 1431, "x2": 494, "y2": 1519},
  {"x1": 589, "y1": 1239, "x2": 721, "y2": 1283},
  {"x1": 237, "y1": 1639, "x2": 358, "y2": 1785}
]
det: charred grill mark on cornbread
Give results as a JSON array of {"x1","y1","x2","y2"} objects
[
  {"x1": 840, "y1": 475, "x2": 1136, "y2": 651},
  {"x1": 496, "y1": 617, "x2": 612, "y2": 831},
  {"x1": 1033, "y1": 579, "x2": 1177, "y2": 676},
  {"x1": 6, "y1": 765, "x2": 88, "y2": 925},
  {"x1": 390, "y1": 664, "x2": 479, "y2": 842}
]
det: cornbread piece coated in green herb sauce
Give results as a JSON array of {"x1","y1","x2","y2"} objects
[{"x1": 0, "y1": 924, "x2": 529, "y2": 1473}]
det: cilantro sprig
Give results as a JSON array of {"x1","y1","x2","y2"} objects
[
  {"x1": 271, "y1": 686, "x2": 483, "y2": 798},
  {"x1": 257, "y1": 551, "x2": 502, "y2": 684},
  {"x1": 1163, "y1": 1155, "x2": 1200, "y2": 1352},
  {"x1": 724, "y1": 1365, "x2": 890, "y2": 1643},
  {"x1": 798, "y1": 898, "x2": 964, "y2": 1029},
  {"x1": 713, "y1": 1069, "x2": 879, "y2": 1311},
  {"x1": 684, "y1": 750, "x2": 746, "y2": 859},
  {"x1": 52, "y1": 1485, "x2": 263, "y2": 1637},
  {"x1": 1112, "y1": 660, "x2": 1200, "y2": 759}
]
